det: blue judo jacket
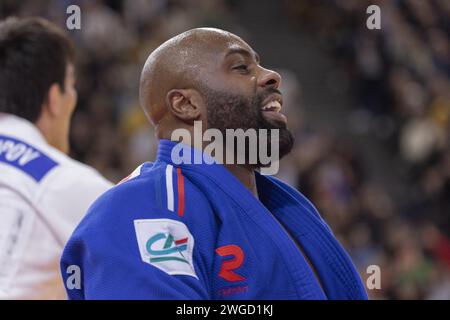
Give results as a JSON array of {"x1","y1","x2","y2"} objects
[{"x1": 60, "y1": 139, "x2": 368, "y2": 300}]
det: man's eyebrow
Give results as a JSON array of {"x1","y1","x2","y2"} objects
[{"x1": 225, "y1": 47, "x2": 260, "y2": 64}]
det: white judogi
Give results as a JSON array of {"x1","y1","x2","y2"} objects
[{"x1": 0, "y1": 113, "x2": 112, "y2": 299}]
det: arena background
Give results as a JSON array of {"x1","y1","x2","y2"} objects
[{"x1": 1, "y1": 0, "x2": 449, "y2": 299}]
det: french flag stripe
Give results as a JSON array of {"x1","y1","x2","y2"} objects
[
  {"x1": 165, "y1": 164, "x2": 174, "y2": 212},
  {"x1": 175, "y1": 237, "x2": 188, "y2": 245},
  {"x1": 176, "y1": 167, "x2": 185, "y2": 217}
]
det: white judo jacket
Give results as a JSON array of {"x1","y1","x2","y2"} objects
[{"x1": 0, "y1": 113, "x2": 112, "y2": 299}]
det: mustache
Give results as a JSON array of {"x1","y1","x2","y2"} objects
[{"x1": 256, "y1": 88, "x2": 282, "y2": 105}]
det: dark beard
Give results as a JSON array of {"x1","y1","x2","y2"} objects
[{"x1": 201, "y1": 85, "x2": 294, "y2": 166}]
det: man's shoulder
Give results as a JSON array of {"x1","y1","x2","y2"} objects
[
  {"x1": 48, "y1": 152, "x2": 111, "y2": 187},
  {"x1": 75, "y1": 162, "x2": 215, "y2": 235},
  {"x1": 36, "y1": 149, "x2": 112, "y2": 206}
]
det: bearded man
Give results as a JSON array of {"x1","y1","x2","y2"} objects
[{"x1": 60, "y1": 28, "x2": 367, "y2": 300}]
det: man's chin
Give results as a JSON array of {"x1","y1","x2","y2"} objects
[
  {"x1": 261, "y1": 111, "x2": 288, "y2": 128},
  {"x1": 277, "y1": 128, "x2": 295, "y2": 158},
  {"x1": 252, "y1": 127, "x2": 294, "y2": 163}
]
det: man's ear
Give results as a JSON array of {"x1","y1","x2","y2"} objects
[
  {"x1": 45, "y1": 83, "x2": 62, "y2": 117},
  {"x1": 166, "y1": 89, "x2": 203, "y2": 123}
]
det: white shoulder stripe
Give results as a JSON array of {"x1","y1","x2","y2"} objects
[
  {"x1": 129, "y1": 164, "x2": 144, "y2": 180},
  {"x1": 165, "y1": 164, "x2": 174, "y2": 211}
]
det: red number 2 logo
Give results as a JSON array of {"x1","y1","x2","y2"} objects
[{"x1": 215, "y1": 244, "x2": 246, "y2": 282}]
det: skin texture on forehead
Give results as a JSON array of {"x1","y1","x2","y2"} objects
[{"x1": 139, "y1": 27, "x2": 252, "y2": 126}]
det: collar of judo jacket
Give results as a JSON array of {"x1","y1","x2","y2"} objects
[{"x1": 156, "y1": 139, "x2": 369, "y2": 300}]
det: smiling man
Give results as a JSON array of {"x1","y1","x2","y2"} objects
[{"x1": 61, "y1": 28, "x2": 368, "y2": 300}]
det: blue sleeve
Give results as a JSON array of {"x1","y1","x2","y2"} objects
[{"x1": 60, "y1": 189, "x2": 210, "y2": 299}]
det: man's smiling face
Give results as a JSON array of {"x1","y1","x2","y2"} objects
[
  {"x1": 139, "y1": 27, "x2": 295, "y2": 164},
  {"x1": 196, "y1": 31, "x2": 295, "y2": 162}
]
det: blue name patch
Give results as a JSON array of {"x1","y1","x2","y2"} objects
[{"x1": 0, "y1": 135, "x2": 58, "y2": 182}]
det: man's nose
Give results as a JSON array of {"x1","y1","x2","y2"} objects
[{"x1": 257, "y1": 67, "x2": 282, "y2": 89}]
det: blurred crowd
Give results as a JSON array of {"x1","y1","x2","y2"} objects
[
  {"x1": 1, "y1": 0, "x2": 448, "y2": 299},
  {"x1": 285, "y1": 0, "x2": 450, "y2": 299}
]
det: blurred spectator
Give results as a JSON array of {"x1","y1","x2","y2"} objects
[{"x1": 285, "y1": 0, "x2": 450, "y2": 299}]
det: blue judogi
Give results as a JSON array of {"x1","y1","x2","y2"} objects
[{"x1": 60, "y1": 139, "x2": 368, "y2": 299}]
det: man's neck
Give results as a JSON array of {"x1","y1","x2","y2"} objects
[
  {"x1": 224, "y1": 164, "x2": 259, "y2": 198},
  {"x1": 35, "y1": 115, "x2": 69, "y2": 154}
]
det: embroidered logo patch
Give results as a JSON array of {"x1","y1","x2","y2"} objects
[{"x1": 134, "y1": 219, "x2": 197, "y2": 278}]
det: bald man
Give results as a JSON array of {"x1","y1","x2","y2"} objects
[{"x1": 60, "y1": 28, "x2": 368, "y2": 300}]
